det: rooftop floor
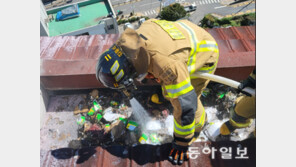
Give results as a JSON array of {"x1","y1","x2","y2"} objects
[{"x1": 47, "y1": 0, "x2": 111, "y2": 36}]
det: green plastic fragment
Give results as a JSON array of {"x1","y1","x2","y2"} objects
[
  {"x1": 150, "y1": 133, "x2": 160, "y2": 143},
  {"x1": 119, "y1": 117, "x2": 128, "y2": 124},
  {"x1": 96, "y1": 113, "x2": 102, "y2": 121},
  {"x1": 105, "y1": 124, "x2": 110, "y2": 127},
  {"x1": 202, "y1": 88, "x2": 210, "y2": 97},
  {"x1": 217, "y1": 92, "x2": 226, "y2": 99},
  {"x1": 93, "y1": 101, "x2": 102, "y2": 112},
  {"x1": 77, "y1": 116, "x2": 85, "y2": 125},
  {"x1": 110, "y1": 101, "x2": 119, "y2": 106},
  {"x1": 126, "y1": 121, "x2": 138, "y2": 131},
  {"x1": 88, "y1": 107, "x2": 95, "y2": 116},
  {"x1": 139, "y1": 133, "x2": 148, "y2": 143}
]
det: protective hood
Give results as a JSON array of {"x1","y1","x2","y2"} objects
[{"x1": 116, "y1": 28, "x2": 150, "y2": 78}]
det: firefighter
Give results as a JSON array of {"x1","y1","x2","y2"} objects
[
  {"x1": 219, "y1": 69, "x2": 256, "y2": 138},
  {"x1": 95, "y1": 19, "x2": 219, "y2": 165}
]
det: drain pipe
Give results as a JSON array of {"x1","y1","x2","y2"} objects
[{"x1": 191, "y1": 72, "x2": 255, "y2": 97}]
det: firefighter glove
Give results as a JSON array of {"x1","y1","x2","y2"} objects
[{"x1": 168, "y1": 142, "x2": 189, "y2": 165}]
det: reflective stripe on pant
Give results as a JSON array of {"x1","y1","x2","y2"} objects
[{"x1": 190, "y1": 65, "x2": 217, "y2": 135}]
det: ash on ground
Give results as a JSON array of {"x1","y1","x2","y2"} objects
[{"x1": 41, "y1": 83, "x2": 256, "y2": 150}]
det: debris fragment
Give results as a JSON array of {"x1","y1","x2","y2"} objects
[
  {"x1": 103, "y1": 107, "x2": 124, "y2": 122},
  {"x1": 87, "y1": 107, "x2": 96, "y2": 116},
  {"x1": 93, "y1": 101, "x2": 102, "y2": 113},
  {"x1": 96, "y1": 113, "x2": 103, "y2": 122},
  {"x1": 146, "y1": 120, "x2": 161, "y2": 131},
  {"x1": 139, "y1": 133, "x2": 148, "y2": 144},
  {"x1": 161, "y1": 109, "x2": 169, "y2": 118},
  {"x1": 110, "y1": 101, "x2": 119, "y2": 107},
  {"x1": 89, "y1": 89, "x2": 99, "y2": 99},
  {"x1": 217, "y1": 91, "x2": 226, "y2": 99},
  {"x1": 202, "y1": 88, "x2": 211, "y2": 97},
  {"x1": 110, "y1": 120, "x2": 126, "y2": 141},
  {"x1": 126, "y1": 121, "x2": 138, "y2": 131},
  {"x1": 65, "y1": 83, "x2": 248, "y2": 149},
  {"x1": 77, "y1": 116, "x2": 85, "y2": 126},
  {"x1": 84, "y1": 122, "x2": 91, "y2": 132},
  {"x1": 73, "y1": 106, "x2": 89, "y2": 115},
  {"x1": 150, "y1": 133, "x2": 160, "y2": 144}
]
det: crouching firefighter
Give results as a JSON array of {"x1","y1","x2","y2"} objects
[{"x1": 95, "y1": 19, "x2": 219, "y2": 165}]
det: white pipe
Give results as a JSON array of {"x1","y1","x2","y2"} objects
[{"x1": 191, "y1": 72, "x2": 255, "y2": 97}]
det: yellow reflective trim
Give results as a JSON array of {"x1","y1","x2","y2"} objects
[
  {"x1": 197, "y1": 47, "x2": 219, "y2": 53},
  {"x1": 167, "y1": 85, "x2": 194, "y2": 98},
  {"x1": 195, "y1": 109, "x2": 206, "y2": 128},
  {"x1": 152, "y1": 20, "x2": 185, "y2": 40},
  {"x1": 107, "y1": 54, "x2": 111, "y2": 59},
  {"x1": 177, "y1": 22, "x2": 198, "y2": 74},
  {"x1": 174, "y1": 118, "x2": 195, "y2": 135},
  {"x1": 110, "y1": 60, "x2": 119, "y2": 75},
  {"x1": 164, "y1": 77, "x2": 194, "y2": 98},
  {"x1": 174, "y1": 127, "x2": 195, "y2": 135},
  {"x1": 104, "y1": 56, "x2": 109, "y2": 61},
  {"x1": 198, "y1": 40, "x2": 217, "y2": 45},
  {"x1": 115, "y1": 69, "x2": 124, "y2": 82},
  {"x1": 198, "y1": 62, "x2": 217, "y2": 74},
  {"x1": 197, "y1": 40, "x2": 219, "y2": 53},
  {"x1": 230, "y1": 119, "x2": 252, "y2": 128},
  {"x1": 174, "y1": 118, "x2": 195, "y2": 129},
  {"x1": 165, "y1": 78, "x2": 191, "y2": 90},
  {"x1": 190, "y1": 41, "x2": 220, "y2": 79}
]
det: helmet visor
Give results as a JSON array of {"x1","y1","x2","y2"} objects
[{"x1": 98, "y1": 67, "x2": 117, "y2": 89}]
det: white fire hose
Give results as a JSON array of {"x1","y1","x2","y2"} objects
[{"x1": 191, "y1": 72, "x2": 255, "y2": 97}]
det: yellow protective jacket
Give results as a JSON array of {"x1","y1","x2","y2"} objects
[{"x1": 116, "y1": 19, "x2": 219, "y2": 146}]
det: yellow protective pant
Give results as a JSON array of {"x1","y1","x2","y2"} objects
[
  {"x1": 191, "y1": 77, "x2": 209, "y2": 135},
  {"x1": 220, "y1": 95, "x2": 256, "y2": 135}
]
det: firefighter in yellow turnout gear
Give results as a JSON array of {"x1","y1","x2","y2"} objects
[
  {"x1": 95, "y1": 19, "x2": 219, "y2": 165},
  {"x1": 220, "y1": 69, "x2": 256, "y2": 137}
]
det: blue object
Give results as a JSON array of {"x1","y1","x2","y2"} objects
[{"x1": 56, "y1": 4, "x2": 80, "y2": 21}]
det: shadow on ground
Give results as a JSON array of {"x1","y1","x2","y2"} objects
[{"x1": 51, "y1": 143, "x2": 171, "y2": 165}]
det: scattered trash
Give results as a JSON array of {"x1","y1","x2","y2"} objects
[
  {"x1": 203, "y1": 120, "x2": 225, "y2": 141},
  {"x1": 84, "y1": 122, "x2": 91, "y2": 132},
  {"x1": 93, "y1": 101, "x2": 102, "y2": 113},
  {"x1": 110, "y1": 120, "x2": 126, "y2": 141},
  {"x1": 103, "y1": 107, "x2": 124, "y2": 122},
  {"x1": 139, "y1": 133, "x2": 148, "y2": 144},
  {"x1": 150, "y1": 133, "x2": 160, "y2": 144},
  {"x1": 146, "y1": 120, "x2": 161, "y2": 131},
  {"x1": 87, "y1": 107, "x2": 96, "y2": 116},
  {"x1": 217, "y1": 91, "x2": 226, "y2": 99},
  {"x1": 68, "y1": 83, "x2": 250, "y2": 148},
  {"x1": 96, "y1": 114, "x2": 103, "y2": 122},
  {"x1": 89, "y1": 89, "x2": 99, "y2": 99},
  {"x1": 73, "y1": 105, "x2": 89, "y2": 115},
  {"x1": 119, "y1": 117, "x2": 128, "y2": 125},
  {"x1": 119, "y1": 104, "x2": 128, "y2": 111},
  {"x1": 161, "y1": 109, "x2": 169, "y2": 118},
  {"x1": 77, "y1": 116, "x2": 85, "y2": 126},
  {"x1": 110, "y1": 101, "x2": 119, "y2": 107},
  {"x1": 202, "y1": 88, "x2": 211, "y2": 97},
  {"x1": 126, "y1": 121, "x2": 138, "y2": 131},
  {"x1": 164, "y1": 115, "x2": 174, "y2": 136}
]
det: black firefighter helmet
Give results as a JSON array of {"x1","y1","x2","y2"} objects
[{"x1": 95, "y1": 44, "x2": 137, "y2": 90}]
